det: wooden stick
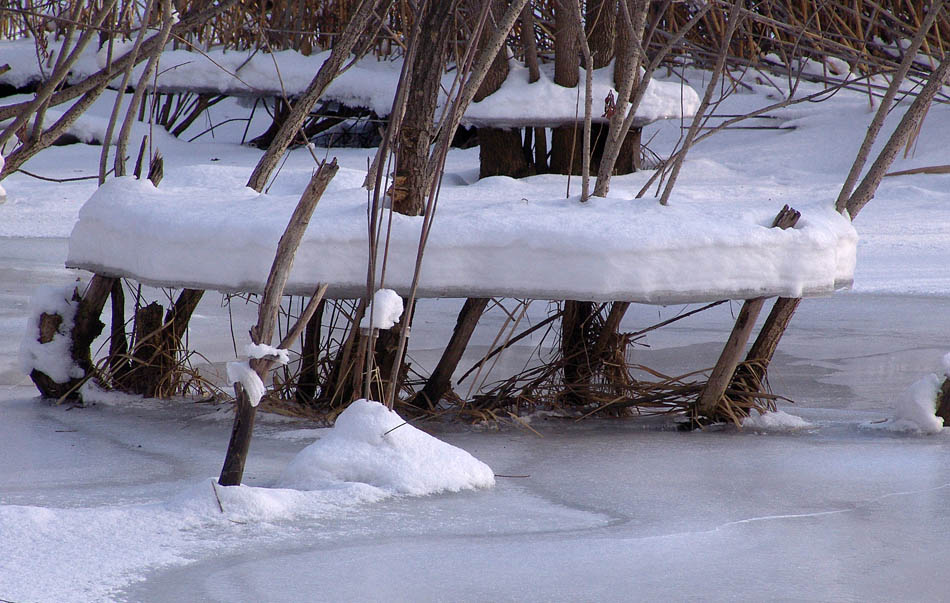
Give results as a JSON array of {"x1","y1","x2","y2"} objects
[{"x1": 219, "y1": 160, "x2": 338, "y2": 487}]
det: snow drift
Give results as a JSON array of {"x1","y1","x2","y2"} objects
[{"x1": 278, "y1": 399, "x2": 496, "y2": 495}]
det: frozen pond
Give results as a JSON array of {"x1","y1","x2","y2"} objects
[{"x1": 2, "y1": 236, "x2": 949, "y2": 602}]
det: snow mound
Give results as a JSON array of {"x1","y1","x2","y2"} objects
[
  {"x1": 742, "y1": 409, "x2": 813, "y2": 432},
  {"x1": 885, "y1": 373, "x2": 945, "y2": 434},
  {"x1": 278, "y1": 399, "x2": 495, "y2": 495}
]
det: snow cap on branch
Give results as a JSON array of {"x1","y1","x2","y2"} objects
[{"x1": 360, "y1": 289, "x2": 403, "y2": 330}]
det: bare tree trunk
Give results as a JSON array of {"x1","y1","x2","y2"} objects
[
  {"x1": 550, "y1": 0, "x2": 582, "y2": 175},
  {"x1": 698, "y1": 205, "x2": 800, "y2": 419},
  {"x1": 416, "y1": 297, "x2": 489, "y2": 408},
  {"x1": 390, "y1": 0, "x2": 456, "y2": 215},
  {"x1": 476, "y1": 2, "x2": 530, "y2": 180}
]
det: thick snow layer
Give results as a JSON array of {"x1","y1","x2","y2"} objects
[
  {"x1": 66, "y1": 175, "x2": 857, "y2": 303},
  {"x1": 18, "y1": 283, "x2": 84, "y2": 383},
  {"x1": 0, "y1": 39, "x2": 695, "y2": 123},
  {"x1": 360, "y1": 288, "x2": 404, "y2": 330},
  {"x1": 742, "y1": 409, "x2": 814, "y2": 432},
  {"x1": 278, "y1": 399, "x2": 496, "y2": 495},
  {"x1": 463, "y1": 61, "x2": 700, "y2": 127}
]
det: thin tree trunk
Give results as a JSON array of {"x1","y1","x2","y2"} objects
[
  {"x1": 220, "y1": 161, "x2": 338, "y2": 486},
  {"x1": 550, "y1": 0, "x2": 582, "y2": 175},
  {"x1": 416, "y1": 297, "x2": 489, "y2": 408}
]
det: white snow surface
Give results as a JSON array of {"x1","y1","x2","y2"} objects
[
  {"x1": 360, "y1": 288, "x2": 404, "y2": 330},
  {"x1": 279, "y1": 399, "x2": 495, "y2": 495},
  {"x1": 66, "y1": 175, "x2": 856, "y2": 302},
  {"x1": 0, "y1": 39, "x2": 696, "y2": 122},
  {"x1": 225, "y1": 361, "x2": 265, "y2": 407},
  {"x1": 18, "y1": 283, "x2": 83, "y2": 383},
  {"x1": 245, "y1": 342, "x2": 290, "y2": 364},
  {"x1": 742, "y1": 409, "x2": 814, "y2": 431}
]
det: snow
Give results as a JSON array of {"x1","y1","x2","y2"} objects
[
  {"x1": 245, "y1": 342, "x2": 290, "y2": 364},
  {"x1": 1, "y1": 40, "x2": 696, "y2": 124},
  {"x1": 66, "y1": 175, "x2": 856, "y2": 303},
  {"x1": 880, "y1": 371, "x2": 945, "y2": 434},
  {"x1": 18, "y1": 283, "x2": 84, "y2": 383},
  {"x1": 463, "y1": 61, "x2": 700, "y2": 127},
  {"x1": 4, "y1": 60, "x2": 950, "y2": 601},
  {"x1": 279, "y1": 399, "x2": 495, "y2": 495},
  {"x1": 742, "y1": 409, "x2": 813, "y2": 431},
  {"x1": 360, "y1": 288, "x2": 404, "y2": 330},
  {"x1": 225, "y1": 360, "x2": 265, "y2": 406}
]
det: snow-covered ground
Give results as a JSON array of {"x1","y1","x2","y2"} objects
[{"x1": 2, "y1": 68, "x2": 950, "y2": 601}]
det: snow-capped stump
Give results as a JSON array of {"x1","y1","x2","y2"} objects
[{"x1": 279, "y1": 399, "x2": 495, "y2": 495}]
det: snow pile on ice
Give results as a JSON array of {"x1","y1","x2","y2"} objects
[
  {"x1": 888, "y1": 374, "x2": 945, "y2": 435},
  {"x1": 360, "y1": 288, "x2": 404, "y2": 330},
  {"x1": 19, "y1": 284, "x2": 84, "y2": 383},
  {"x1": 279, "y1": 399, "x2": 495, "y2": 495},
  {"x1": 67, "y1": 175, "x2": 857, "y2": 303},
  {"x1": 742, "y1": 409, "x2": 813, "y2": 432}
]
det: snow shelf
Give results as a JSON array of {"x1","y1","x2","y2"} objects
[
  {"x1": 66, "y1": 176, "x2": 857, "y2": 304},
  {"x1": 0, "y1": 40, "x2": 696, "y2": 125}
]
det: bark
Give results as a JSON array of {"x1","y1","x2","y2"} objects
[
  {"x1": 561, "y1": 300, "x2": 596, "y2": 404},
  {"x1": 391, "y1": 0, "x2": 456, "y2": 215},
  {"x1": 550, "y1": 0, "x2": 583, "y2": 175},
  {"x1": 937, "y1": 378, "x2": 950, "y2": 423},
  {"x1": 295, "y1": 299, "x2": 325, "y2": 405},
  {"x1": 846, "y1": 56, "x2": 950, "y2": 219},
  {"x1": 476, "y1": 1, "x2": 529, "y2": 179}
]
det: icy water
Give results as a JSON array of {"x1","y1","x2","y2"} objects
[{"x1": 3, "y1": 236, "x2": 949, "y2": 602}]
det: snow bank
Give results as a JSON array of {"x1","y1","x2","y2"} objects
[
  {"x1": 278, "y1": 399, "x2": 496, "y2": 495},
  {"x1": 19, "y1": 284, "x2": 83, "y2": 383},
  {"x1": 360, "y1": 288, "x2": 404, "y2": 330},
  {"x1": 66, "y1": 175, "x2": 857, "y2": 303},
  {"x1": 742, "y1": 409, "x2": 813, "y2": 432},
  {"x1": 0, "y1": 39, "x2": 695, "y2": 123}
]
